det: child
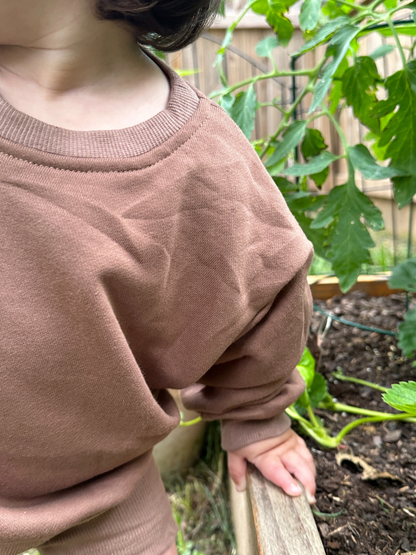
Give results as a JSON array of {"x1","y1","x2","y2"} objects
[{"x1": 0, "y1": 1, "x2": 316, "y2": 554}]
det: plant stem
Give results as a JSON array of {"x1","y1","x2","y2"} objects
[
  {"x1": 179, "y1": 416, "x2": 202, "y2": 427},
  {"x1": 387, "y1": 16, "x2": 407, "y2": 67},
  {"x1": 332, "y1": 371, "x2": 388, "y2": 392},
  {"x1": 307, "y1": 404, "x2": 322, "y2": 429},
  {"x1": 257, "y1": 101, "x2": 288, "y2": 114},
  {"x1": 258, "y1": 55, "x2": 327, "y2": 160},
  {"x1": 209, "y1": 69, "x2": 315, "y2": 99},
  {"x1": 369, "y1": 0, "x2": 389, "y2": 12},
  {"x1": 335, "y1": 412, "x2": 414, "y2": 443},
  {"x1": 322, "y1": 400, "x2": 416, "y2": 422},
  {"x1": 321, "y1": 106, "x2": 349, "y2": 154},
  {"x1": 306, "y1": 111, "x2": 326, "y2": 124},
  {"x1": 259, "y1": 85, "x2": 311, "y2": 159},
  {"x1": 337, "y1": 0, "x2": 367, "y2": 10},
  {"x1": 285, "y1": 407, "x2": 314, "y2": 428},
  {"x1": 298, "y1": 421, "x2": 338, "y2": 448}
]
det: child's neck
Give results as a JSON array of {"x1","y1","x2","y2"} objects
[{"x1": 0, "y1": 9, "x2": 170, "y2": 131}]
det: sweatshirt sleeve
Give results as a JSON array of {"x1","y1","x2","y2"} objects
[{"x1": 179, "y1": 102, "x2": 314, "y2": 453}]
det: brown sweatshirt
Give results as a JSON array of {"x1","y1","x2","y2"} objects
[{"x1": 0, "y1": 50, "x2": 313, "y2": 552}]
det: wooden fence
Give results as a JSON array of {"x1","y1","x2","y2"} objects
[{"x1": 164, "y1": 14, "x2": 416, "y2": 239}]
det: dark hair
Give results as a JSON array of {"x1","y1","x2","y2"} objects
[{"x1": 94, "y1": 0, "x2": 222, "y2": 52}]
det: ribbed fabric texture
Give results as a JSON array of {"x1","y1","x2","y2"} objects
[
  {"x1": 0, "y1": 49, "x2": 313, "y2": 553},
  {"x1": 0, "y1": 60, "x2": 199, "y2": 158}
]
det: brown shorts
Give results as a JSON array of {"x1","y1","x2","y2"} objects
[{"x1": 29, "y1": 458, "x2": 178, "y2": 555}]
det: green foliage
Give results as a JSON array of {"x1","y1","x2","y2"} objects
[
  {"x1": 370, "y1": 44, "x2": 395, "y2": 60},
  {"x1": 309, "y1": 25, "x2": 360, "y2": 113},
  {"x1": 389, "y1": 258, "x2": 416, "y2": 357},
  {"x1": 255, "y1": 35, "x2": 279, "y2": 58},
  {"x1": 300, "y1": 0, "x2": 322, "y2": 32},
  {"x1": 211, "y1": 0, "x2": 416, "y2": 292},
  {"x1": 383, "y1": 382, "x2": 416, "y2": 414},
  {"x1": 373, "y1": 64, "x2": 416, "y2": 208},
  {"x1": 266, "y1": 121, "x2": 307, "y2": 167},
  {"x1": 389, "y1": 257, "x2": 416, "y2": 292},
  {"x1": 395, "y1": 309, "x2": 416, "y2": 357},
  {"x1": 287, "y1": 348, "x2": 416, "y2": 449},
  {"x1": 311, "y1": 175, "x2": 384, "y2": 291},
  {"x1": 229, "y1": 85, "x2": 257, "y2": 138},
  {"x1": 342, "y1": 56, "x2": 380, "y2": 134},
  {"x1": 349, "y1": 144, "x2": 406, "y2": 180},
  {"x1": 282, "y1": 151, "x2": 338, "y2": 176},
  {"x1": 252, "y1": 0, "x2": 296, "y2": 45},
  {"x1": 293, "y1": 16, "x2": 350, "y2": 56},
  {"x1": 301, "y1": 128, "x2": 327, "y2": 158}
]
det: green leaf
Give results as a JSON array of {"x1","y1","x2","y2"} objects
[
  {"x1": 322, "y1": 0, "x2": 349, "y2": 18},
  {"x1": 296, "y1": 348, "x2": 316, "y2": 389},
  {"x1": 274, "y1": 176, "x2": 298, "y2": 193},
  {"x1": 370, "y1": 44, "x2": 395, "y2": 60},
  {"x1": 407, "y1": 59, "x2": 416, "y2": 96},
  {"x1": 397, "y1": 310, "x2": 416, "y2": 358},
  {"x1": 309, "y1": 373, "x2": 328, "y2": 408},
  {"x1": 294, "y1": 211, "x2": 327, "y2": 258},
  {"x1": 219, "y1": 93, "x2": 234, "y2": 115},
  {"x1": 230, "y1": 85, "x2": 257, "y2": 139},
  {"x1": 311, "y1": 176, "x2": 384, "y2": 231},
  {"x1": 282, "y1": 151, "x2": 338, "y2": 176},
  {"x1": 311, "y1": 177, "x2": 384, "y2": 291},
  {"x1": 267, "y1": 11, "x2": 294, "y2": 45},
  {"x1": 388, "y1": 257, "x2": 416, "y2": 292},
  {"x1": 285, "y1": 191, "x2": 326, "y2": 212},
  {"x1": 311, "y1": 166, "x2": 330, "y2": 187},
  {"x1": 266, "y1": 121, "x2": 307, "y2": 167},
  {"x1": 328, "y1": 80, "x2": 343, "y2": 114},
  {"x1": 251, "y1": 0, "x2": 269, "y2": 14},
  {"x1": 382, "y1": 381, "x2": 416, "y2": 413},
  {"x1": 301, "y1": 128, "x2": 327, "y2": 159},
  {"x1": 309, "y1": 25, "x2": 360, "y2": 113},
  {"x1": 349, "y1": 144, "x2": 406, "y2": 180},
  {"x1": 373, "y1": 67, "x2": 416, "y2": 208},
  {"x1": 328, "y1": 205, "x2": 375, "y2": 291},
  {"x1": 293, "y1": 16, "x2": 350, "y2": 56},
  {"x1": 342, "y1": 56, "x2": 381, "y2": 133},
  {"x1": 300, "y1": 0, "x2": 322, "y2": 32},
  {"x1": 255, "y1": 35, "x2": 279, "y2": 58}
]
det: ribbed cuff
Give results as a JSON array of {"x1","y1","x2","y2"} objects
[{"x1": 220, "y1": 412, "x2": 292, "y2": 452}]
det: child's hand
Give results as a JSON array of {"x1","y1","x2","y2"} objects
[{"x1": 227, "y1": 428, "x2": 316, "y2": 504}]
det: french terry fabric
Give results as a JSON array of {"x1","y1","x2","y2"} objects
[{"x1": 0, "y1": 48, "x2": 313, "y2": 554}]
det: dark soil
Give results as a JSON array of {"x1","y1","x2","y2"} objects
[{"x1": 304, "y1": 291, "x2": 416, "y2": 555}]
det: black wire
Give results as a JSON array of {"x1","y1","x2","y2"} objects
[{"x1": 313, "y1": 304, "x2": 398, "y2": 336}]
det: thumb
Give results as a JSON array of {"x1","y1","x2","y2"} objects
[{"x1": 227, "y1": 452, "x2": 247, "y2": 492}]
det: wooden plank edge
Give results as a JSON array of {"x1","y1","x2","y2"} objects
[
  {"x1": 308, "y1": 274, "x2": 404, "y2": 300},
  {"x1": 247, "y1": 464, "x2": 326, "y2": 555}
]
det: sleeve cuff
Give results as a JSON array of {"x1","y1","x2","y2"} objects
[{"x1": 220, "y1": 412, "x2": 292, "y2": 452}]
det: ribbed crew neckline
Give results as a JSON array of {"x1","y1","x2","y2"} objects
[{"x1": 0, "y1": 48, "x2": 200, "y2": 159}]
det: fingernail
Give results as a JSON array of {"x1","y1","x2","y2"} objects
[
  {"x1": 307, "y1": 492, "x2": 316, "y2": 504},
  {"x1": 290, "y1": 484, "x2": 302, "y2": 495}
]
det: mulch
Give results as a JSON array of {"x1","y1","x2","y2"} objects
[{"x1": 304, "y1": 291, "x2": 416, "y2": 555}]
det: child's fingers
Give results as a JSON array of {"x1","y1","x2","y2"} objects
[
  {"x1": 281, "y1": 451, "x2": 316, "y2": 503},
  {"x1": 227, "y1": 451, "x2": 247, "y2": 492},
  {"x1": 293, "y1": 442, "x2": 317, "y2": 479},
  {"x1": 252, "y1": 455, "x2": 303, "y2": 497}
]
